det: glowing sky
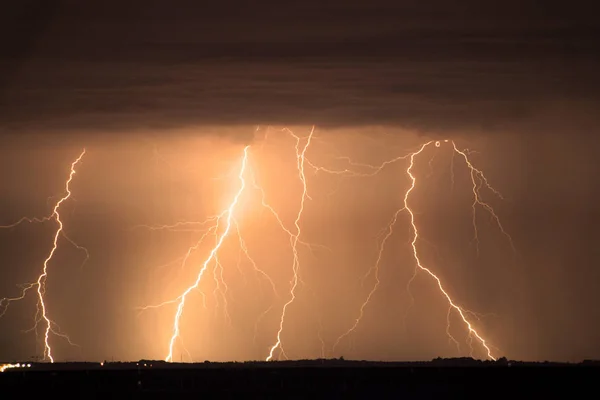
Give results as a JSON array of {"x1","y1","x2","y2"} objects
[
  {"x1": 0, "y1": 1, "x2": 599, "y2": 363},
  {"x1": 1, "y1": 127, "x2": 599, "y2": 363}
]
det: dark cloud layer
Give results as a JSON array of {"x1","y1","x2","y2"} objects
[{"x1": 1, "y1": 0, "x2": 599, "y2": 137}]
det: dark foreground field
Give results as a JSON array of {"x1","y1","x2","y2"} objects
[{"x1": 1, "y1": 358, "x2": 598, "y2": 398}]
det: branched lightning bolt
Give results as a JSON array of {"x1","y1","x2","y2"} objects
[
  {"x1": 0, "y1": 149, "x2": 87, "y2": 363},
  {"x1": 37, "y1": 149, "x2": 87, "y2": 362},
  {"x1": 266, "y1": 127, "x2": 314, "y2": 361},
  {"x1": 312, "y1": 139, "x2": 512, "y2": 360},
  {"x1": 451, "y1": 141, "x2": 515, "y2": 256},
  {"x1": 159, "y1": 146, "x2": 250, "y2": 362},
  {"x1": 402, "y1": 142, "x2": 495, "y2": 360}
]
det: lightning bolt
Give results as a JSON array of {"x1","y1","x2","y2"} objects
[
  {"x1": 135, "y1": 152, "x2": 267, "y2": 359},
  {"x1": 266, "y1": 127, "x2": 314, "y2": 361},
  {"x1": 137, "y1": 144, "x2": 282, "y2": 361},
  {"x1": 312, "y1": 139, "x2": 512, "y2": 360},
  {"x1": 0, "y1": 149, "x2": 87, "y2": 363},
  {"x1": 403, "y1": 141, "x2": 495, "y2": 360},
  {"x1": 160, "y1": 146, "x2": 250, "y2": 362}
]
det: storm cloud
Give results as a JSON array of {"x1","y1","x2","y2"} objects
[{"x1": 0, "y1": 0, "x2": 599, "y2": 138}]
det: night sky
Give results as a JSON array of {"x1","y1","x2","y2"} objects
[{"x1": 1, "y1": 1, "x2": 599, "y2": 362}]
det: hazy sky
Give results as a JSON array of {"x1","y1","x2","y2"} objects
[{"x1": 0, "y1": 1, "x2": 599, "y2": 363}]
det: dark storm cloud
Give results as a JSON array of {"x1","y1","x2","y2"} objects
[{"x1": 0, "y1": 0, "x2": 599, "y2": 137}]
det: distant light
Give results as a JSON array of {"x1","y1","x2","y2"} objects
[{"x1": 1, "y1": 363, "x2": 30, "y2": 372}]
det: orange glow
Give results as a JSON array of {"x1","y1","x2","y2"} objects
[
  {"x1": 1, "y1": 129, "x2": 519, "y2": 362},
  {"x1": 135, "y1": 128, "x2": 326, "y2": 362},
  {"x1": 161, "y1": 146, "x2": 250, "y2": 362}
]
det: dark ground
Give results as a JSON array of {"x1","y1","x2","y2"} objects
[{"x1": 0, "y1": 358, "x2": 598, "y2": 398}]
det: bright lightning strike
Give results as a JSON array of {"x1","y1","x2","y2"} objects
[
  {"x1": 0, "y1": 149, "x2": 87, "y2": 363},
  {"x1": 161, "y1": 146, "x2": 251, "y2": 362},
  {"x1": 403, "y1": 141, "x2": 495, "y2": 360},
  {"x1": 315, "y1": 139, "x2": 513, "y2": 360}
]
